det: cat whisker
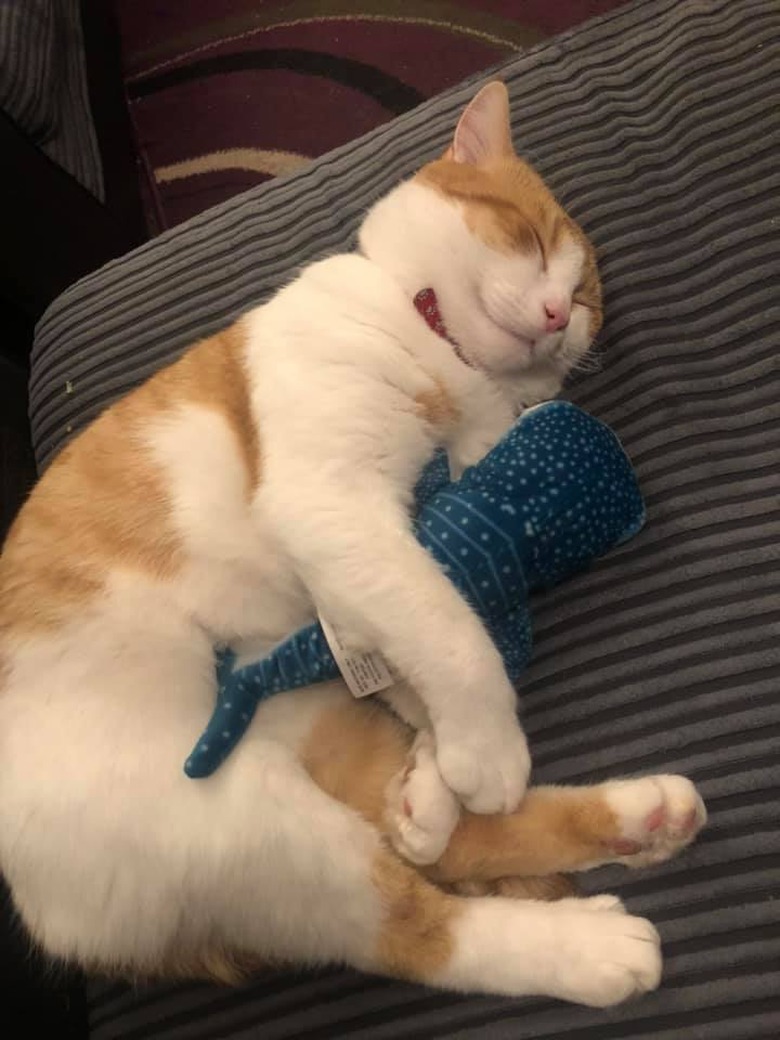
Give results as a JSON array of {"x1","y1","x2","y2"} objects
[{"x1": 565, "y1": 350, "x2": 603, "y2": 374}]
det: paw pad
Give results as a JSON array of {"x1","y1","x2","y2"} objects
[{"x1": 603, "y1": 774, "x2": 706, "y2": 867}]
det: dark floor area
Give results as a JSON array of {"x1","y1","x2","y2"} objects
[
  {"x1": 1, "y1": 305, "x2": 35, "y2": 539},
  {"x1": 0, "y1": 308, "x2": 88, "y2": 1036},
  {"x1": 0, "y1": 878, "x2": 87, "y2": 1037}
]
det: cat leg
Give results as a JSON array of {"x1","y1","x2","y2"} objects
[
  {"x1": 179, "y1": 740, "x2": 661, "y2": 1007},
  {"x1": 0, "y1": 609, "x2": 661, "y2": 1008},
  {"x1": 166, "y1": 742, "x2": 661, "y2": 1006},
  {"x1": 427, "y1": 775, "x2": 706, "y2": 885},
  {"x1": 267, "y1": 477, "x2": 531, "y2": 815},
  {"x1": 360, "y1": 698, "x2": 705, "y2": 879},
  {"x1": 367, "y1": 846, "x2": 661, "y2": 1007}
]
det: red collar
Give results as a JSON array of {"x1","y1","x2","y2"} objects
[{"x1": 413, "y1": 287, "x2": 473, "y2": 368}]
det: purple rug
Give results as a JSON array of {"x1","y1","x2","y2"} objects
[{"x1": 115, "y1": 1, "x2": 628, "y2": 230}]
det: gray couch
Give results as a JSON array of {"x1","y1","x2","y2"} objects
[{"x1": 25, "y1": 0, "x2": 780, "y2": 1036}]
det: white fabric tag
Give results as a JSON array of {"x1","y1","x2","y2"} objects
[{"x1": 318, "y1": 615, "x2": 395, "y2": 698}]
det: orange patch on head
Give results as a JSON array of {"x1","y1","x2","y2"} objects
[
  {"x1": 416, "y1": 154, "x2": 603, "y2": 341},
  {"x1": 417, "y1": 156, "x2": 564, "y2": 259},
  {"x1": 0, "y1": 320, "x2": 259, "y2": 635}
]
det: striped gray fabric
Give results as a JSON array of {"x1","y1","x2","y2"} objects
[
  {"x1": 32, "y1": 0, "x2": 780, "y2": 1036},
  {"x1": 0, "y1": 0, "x2": 103, "y2": 198}
]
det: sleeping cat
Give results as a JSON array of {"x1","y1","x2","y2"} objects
[{"x1": 0, "y1": 81, "x2": 705, "y2": 1007}]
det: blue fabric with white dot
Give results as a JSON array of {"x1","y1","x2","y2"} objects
[{"x1": 184, "y1": 401, "x2": 645, "y2": 778}]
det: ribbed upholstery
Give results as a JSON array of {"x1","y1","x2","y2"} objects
[{"x1": 0, "y1": 0, "x2": 104, "y2": 198}]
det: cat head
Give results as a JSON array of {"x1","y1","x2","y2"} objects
[{"x1": 360, "y1": 82, "x2": 602, "y2": 391}]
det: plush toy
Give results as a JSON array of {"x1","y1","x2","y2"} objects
[{"x1": 185, "y1": 401, "x2": 645, "y2": 778}]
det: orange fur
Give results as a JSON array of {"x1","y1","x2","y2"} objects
[
  {"x1": 418, "y1": 157, "x2": 563, "y2": 258},
  {"x1": 297, "y1": 696, "x2": 642, "y2": 982},
  {"x1": 373, "y1": 848, "x2": 459, "y2": 980},
  {"x1": 417, "y1": 156, "x2": 602, "y2": 341},
  {"x1": 414, "y1": 381, "x2": 460, "y2": 430},
  {"x1": 0, "y1": 322, "x2": 257, "y2": 637},
  {"x1": 449, "y1": 874, "x2": 577, "y2": 901},
  {"x1": 302, "y1": 696, "x2": 412, "y2": 823},
  {"x1": 304, "y1": 701, "x2": 463, "y2": 983},
  {"x1": 429, "y1": 787, "x2": 620, "y2": 884},
  {"x1": 303, "y1": 698, "x2": 629, "y2": 888},
  {"x1": 0, "y1": 415, "x2": 178, "y2": 633},
  {"x1": 137, "y1": 319, "x2": 260, "y2": 495}
]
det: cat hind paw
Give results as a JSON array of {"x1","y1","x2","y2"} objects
[{"x1": 601, "y1": 774, "x2": 706, "y2": 867}]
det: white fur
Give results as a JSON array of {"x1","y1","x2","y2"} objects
[
  {"x1": 359, "y1": 180, "x2": 588, "y2": 390},
  {"x1": 244, "y1": 249, "x2": 531, "y2": 814},
  {"x1": 439, "y1": 896, "x2": 661, "y2": 1006},
  {"x1": 0, "y1": 85, "x2": 618, "y2": 1001},
  {"x1": 386, "y1": 730, "x2": 461, "y2": 865}
]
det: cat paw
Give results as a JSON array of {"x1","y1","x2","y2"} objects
[
  {"x1": 435, "y1": 722, "x2": 531, "y2": 814},
  {"x1": 601, "y1": 775, "x2": 707, "y2": 867},
  {"x1": 547, "y1": 897, "x2": 662, "y2": 1007},
  {"x1": 385, "y1": 733, "x2": 460, "y2": 865}
]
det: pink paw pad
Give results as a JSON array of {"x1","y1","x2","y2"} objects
[
  {"x1": 608, "y1": 805, "x2": 665, "y2": 854},
  {"x1": 602, "y1": 775, "x2": 707, "y2": 868},
  {"x1": 645, "y1": 805, "x2": 666, "y2": 832}
]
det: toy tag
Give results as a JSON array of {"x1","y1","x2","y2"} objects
[{"x1": 318, "y1": 615, "x2": 395, "y2": 698}]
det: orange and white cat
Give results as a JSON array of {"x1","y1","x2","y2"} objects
[{"x1": 0, "y1": 82, "x2": 705, "y2": 1006}]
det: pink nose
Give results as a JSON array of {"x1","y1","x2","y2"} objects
[{"x1": 544, "y1": 302, "x2": 570, "y2": 333}]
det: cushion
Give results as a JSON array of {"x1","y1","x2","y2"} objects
[
  {"x1": 31, "y1": 0, "x2": 780, "y2": 1036},
  {"x1": 0, "y1": 0, "x2": 103, "y2": 198}
]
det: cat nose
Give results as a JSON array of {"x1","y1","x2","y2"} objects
[{"x1": 544, "y1": 301, "x2": 570, "y2": 333}]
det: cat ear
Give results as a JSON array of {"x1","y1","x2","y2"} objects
[{"x1": 450, "y1": 81, "x2": 514, "y2": 165}]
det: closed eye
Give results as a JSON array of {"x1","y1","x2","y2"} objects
[{"x1": 530, "y1": 227, "x2": 547, "y2": 271}]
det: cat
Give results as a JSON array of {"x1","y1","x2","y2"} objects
[{"x1": 0, "y1": 81, "x2": 706, "y2": 1006}]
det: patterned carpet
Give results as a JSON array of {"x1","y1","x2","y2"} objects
[{"x1": 116, "y1": 1, "x2": 627, "y2": 230}]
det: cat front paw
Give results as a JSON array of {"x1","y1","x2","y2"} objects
[{"x1": 435, "y1": 722, "x2": 531, "y2": 814}]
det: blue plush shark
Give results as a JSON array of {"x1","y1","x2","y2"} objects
[{"x1": 185, "y1": 401, "x2": 645, "y2": 778}]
